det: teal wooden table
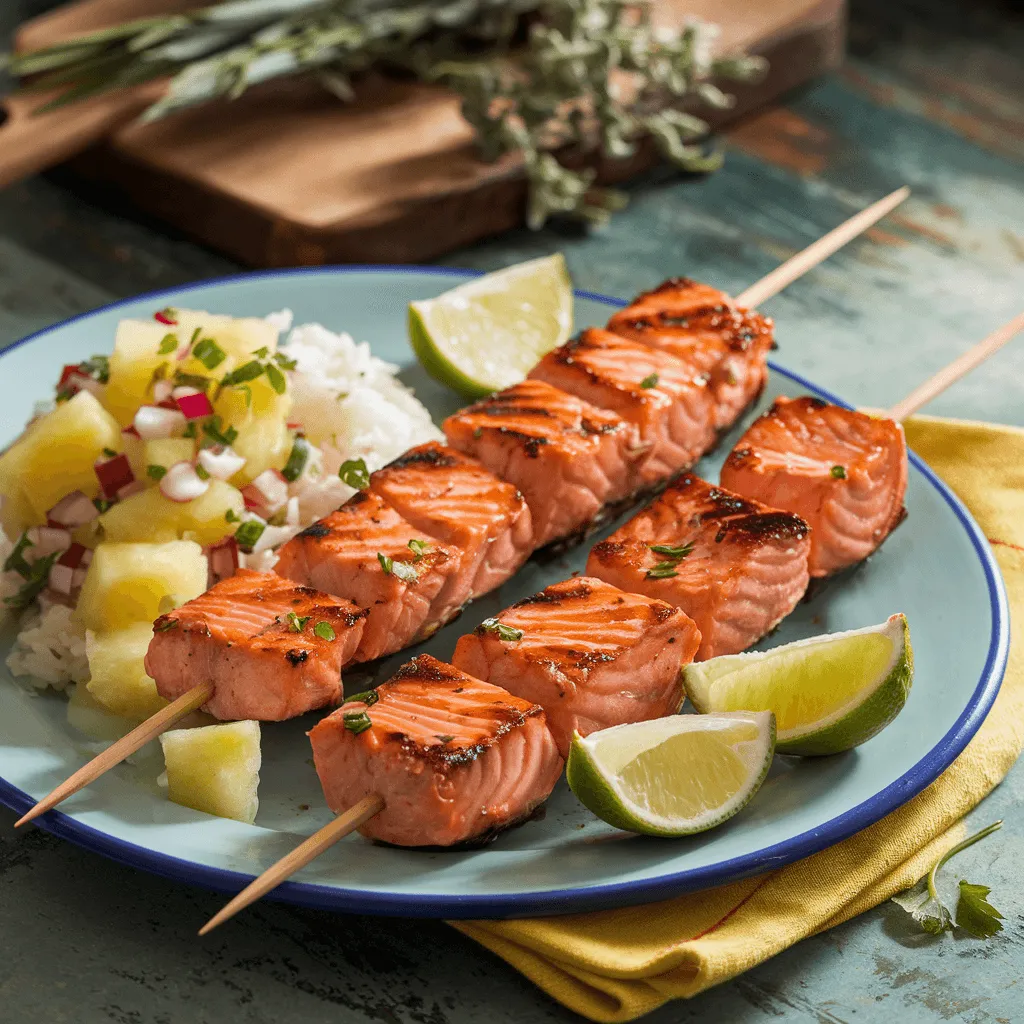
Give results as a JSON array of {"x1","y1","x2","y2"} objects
[{"x1": 1, "y1": 1, "x2": 1022, "y2": 1021}]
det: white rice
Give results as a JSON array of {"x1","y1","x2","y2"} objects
[{"x1": 4, "y1": 312, "x2": 442, "y2": 687}]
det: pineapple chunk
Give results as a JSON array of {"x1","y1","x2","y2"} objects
[
  {"x1": 99, "y1": 480, "x2": 243, "y2": 546},
  {"x1": 144, "y1": 438, "x2": 197, "y2": 475},
  {"x1": 104, "y1": 319, "x2": 178, "y2": 426},
  {"x1": 76, "y1": 540, "x2": 207, "y2": 632},
  {"x1": 67, "y1": 683, "x2": 137, "y2": 742},
  {"x1": 215, "y1": 377, "x2": 292, "y2": 485},
  {"x1": 0, "y1": 391, "x2": 121, "y2": 530},
  {"x1": 174, "y1": 310, "x2": 278, "y2": 363},
  {"x1": 86, "y1": 623, "x2": 168, "y2": 720},
  {"x1": 160, "y1": 721, "x2": 262, "y2": 824}
]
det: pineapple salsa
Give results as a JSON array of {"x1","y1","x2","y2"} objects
[{"x1": 0, "y1": 307, "x2": 441, "y2": 823}]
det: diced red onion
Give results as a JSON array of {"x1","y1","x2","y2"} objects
[
  {"x1": 134, "y1": 405, "x2": 186, "y2": 440},
  {"x1": 159, "y1": 461, "x2": 209, "y2": 503},
  {"x1": 207, "y1": 536, "x2": 240, "y2": 584},
  {"x1": 58, "y1": 542, "x2": 88, "y2": 570},
  {"x1": 46, "y1": 490, "x2": 99, "y2": 528},
  {"x1": 94, "y1": 453, "x2": 135, "y2": 499},
  {"x1": 48, "y1": 563, "x2": 75, "y2": 596},
  {"x1": 58, "y1": 364, "x2": 80, "y2": 390},
  {"x1": 27, "y1": 526, "x2": 72, "y2": 559},
  {"x1": 152, "y1": 379, "x2": 174, "y2": 403},
  {"x1": 175, "y1": 389, "x2": 214, "y2": 420},
  {"x1": 198, "y1": 446, "x2": 245, "y2": 481}
]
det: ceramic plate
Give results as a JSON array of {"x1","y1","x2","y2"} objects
[{"x1": 0, "y1": 268, "x2": 1008, "y2": 918}]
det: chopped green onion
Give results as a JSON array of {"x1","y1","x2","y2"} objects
[
  {"x1": 173, "y1": 371, "x2": 211, "y2": 392},
  {"x1": 479, "y1": 617, "x2": 524, "y2": 642},
  {"x1": 147, "y1": 464, "x2": 167, "y2": 481},
  {"x1": 407, "y1": 538, "x2": 430, "y2": 559},
  {"x1": 344, "y1": 689, "x2": 379, "y2": 707},
  {"x1": 343, "y1": 711, "x2": 373, "y2": 735},
  {"x1": 192, "y1": 337, "x2": 227, "y2": 370},
  {"x1": 377, "y1": 552, "x2": 418, "y2": 582},
  {"x1": 234, "y1": 520, "x2": 266, "y2": 551},
  {"x1": 314, "y1": 621, "x2": 336, "y2": 641},
  {"x1": 158, "y1": 334, "x2": 178, "y2": 355},
  {"x1": 281, "y1": 435, "x2": 311, "y2": 482},
  {"x1": 287, "y1": 611, "x2": 310, "y2": 632},
  {"x1": 646, "y1": 561, "x2": 680, "y2": 579},
  {"x1": 649, "y1": 541, "x2": 694, "y2": 560},
  {"x1": 339, "y1": 457, "x2": 369, "y2": 490},
  {"x1": 195, "y1": 464, "x2": 211, "y2": 481}
]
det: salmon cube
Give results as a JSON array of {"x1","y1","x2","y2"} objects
[
  {"x1": 369, "y1": 442, "x2": 533, "y2": 603},
  {"x1": 586, "y1": 474, "x2": 810, "y2": 660},
  {"x1": 146, "y1": 569, "x2": 366, "y2": 721},
  {"x1": 529, "y1": 328, "x2": 716, "y2": 486},
  {"x1": 275, "y1": 491, "x2": 464, "y2": 663},
  {"x1": 443, "y1": 379, "x2": 637, "y2": 548},
  {"x1": 607, "y1": 278, "x2": 774, "y2": 431},
  {"x1": 452, "y1": 577, "x2": 700, "y2": 756},
  {"x1": 720, "y1": 396, "x2": 908, "y2": 577},
  {"x1": 308, "y1": 655, "x2": 563, "y2": 847}
]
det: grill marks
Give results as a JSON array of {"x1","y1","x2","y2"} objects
[
  {"x1": 720, "y1": 396, "x2": 908, "y2": 576},
  {"x1": 586, "y1": 474, "x2": 811, "y2": 660},
  {"x1": 146, "y1": 569, "x2": 365, "y2": 720},
  {"x1": 443, "y1": 379, "x2": 636, "y2": 547},
  {"x1": 452, "y1": 577, "x2": 700, "y2": 755},
  {"x1": 308, "y1": 655, "x2": 563, "y2": 847}
]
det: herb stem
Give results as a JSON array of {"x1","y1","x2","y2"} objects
[{"x1": 927, "y1": 820, "x2": 1003, "y2": 901}]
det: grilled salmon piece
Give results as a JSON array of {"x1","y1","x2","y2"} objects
[
  {"x1": 369, "y1": 442, "x2": 533, "y2": 603},
  {"x1": 452, "y1": 577, "x2": 699, "y2": 757},
  {"x1": 587, "y1": 474, "x2": 810, "y2": 660},
  {"x1": 720, "y1": 396, "x2": 908, "y2": 577},
  {"x1": 275, "y1": 492, "x2": 464, "y2": 663},
  {"x1": 443, "y1": 379, "x2": 637, "y2": 548},
  {"x1": 146, "y1": 569, "x2": 366, "y2": 721},
  {"x1": 528, "y1": 328, "x2": 716, "y2": 486},
  {"x1": 607, "y1": 278, "x2": 774, "y2": 431},
  {"x1": 308, "y1": 655, "x2": 563, "y2": 847}
]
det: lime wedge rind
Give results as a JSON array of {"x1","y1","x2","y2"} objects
[
  {"x1": 684, "y1": 614, "x2": 913, "y2": 757},
  {"x1": 409, "y1": 254, "x2": 573, "y2": 399},
  {"x1": 566, "y1": 712, "x2": 776, "y2": 838}
]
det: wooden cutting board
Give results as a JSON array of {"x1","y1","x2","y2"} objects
[{"x1": 8, "y1": 0, "x2": 845, "y2": 266}]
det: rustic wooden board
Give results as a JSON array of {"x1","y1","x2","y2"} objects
[{"x1": 15, "y1": 0, "x2": 846, "y2": 266}]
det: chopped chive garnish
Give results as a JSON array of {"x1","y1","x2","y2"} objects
[
  {"x1": 195, "y1": 464, "x2": 211, "y2": 480},
  {"x1": 831, "y1": 465, "x2": 847, "y2": 479},
  {"x1": 639, "y1": 373, "x2": 659, "y2": 389},
  {"x1": 281, "y1": 435, "x2": 311, "y2": 482},
  {"x1": 649, "y1": 541, "x2": 694, "y2": 560},
  {"x1": 646, "y1": 561, "x2": 680, "y2": 579},
  {"x1": 287, "y1": 611, "x2": 310, "y2": 632},
  {"x1": 407, "y1": 538, "x2": 430, "y2": 559},
  {"x1": 158, "y1": 334, "x2": 178, "y2": 355},
  {"x1": 343, "y1": 711, "x2": 373, "y2": 735},
  {"x1": 344, "y1": 689, "x2": 379, "y2": 707},
  {"x1": 314, "y1": 621, "x2": 336, "y2": 641},
  {"x1": 338, "y1": 457, "x2": 369, "y2": 490},
  {"x1": 192, "y1": 337, "x2": 227, "y2": 370},
  {"x1": 147, "y1": 464, "x2": 167, "y2": 481},
  {"x1": 221, "y1": 360, "x2": 264, "y2": 387},
  {"x1": 172, "y1": 371, "x2": 211, "y2": 392},
  {"x1": 201, "y1": 416, "x2": 238, "y2": 448},
  {"x1": 479, "y1": 617, "x2": 524, "y2": 642},
  {"x1": 234, "y1": 520, "x2": 266, "y2": 551},
  {"x1": 377, "y1": 552, "x2": 418, "y2": 582}
]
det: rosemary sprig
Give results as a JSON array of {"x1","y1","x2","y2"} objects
[{"x1": 3, "y1": 0, "x2": 765, "y2": 227}]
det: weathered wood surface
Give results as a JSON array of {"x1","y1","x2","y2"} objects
[{"x1": 1, "y1": 0, "x2": 1023, "y2": 1021}]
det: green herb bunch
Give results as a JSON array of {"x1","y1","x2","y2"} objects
[{"x1": 3, "y1": 0, "x2": 765, "y2": 227}]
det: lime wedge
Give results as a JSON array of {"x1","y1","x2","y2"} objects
[
  {"x1": 684, "y1": 614, "x2": 913, "y2": 757},
  {"x1": 566, "y1": 712, "x2": 775, "y2": 837},
  {"x1": 409, "y1": 254, "x2": 573, "y2": 399}
]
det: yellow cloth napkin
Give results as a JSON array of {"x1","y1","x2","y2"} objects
[{"x1": 453, "y1": 415, "x2": 1024, "y2": 1023}]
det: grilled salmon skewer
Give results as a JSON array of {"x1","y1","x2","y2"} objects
[
  {"x1": 16, "y1": 571, "x2": 367, "y2": 826},
  {"x1": 200, "y1": 654, "x2": 562, "y2": 933},
  {"x1": 721, "y1": 312, "x2": 1024, "y2": 577}
]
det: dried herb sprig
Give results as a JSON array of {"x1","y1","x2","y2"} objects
[{"x1": 2, "y1": 0, "x2": 765, "y2": 227}]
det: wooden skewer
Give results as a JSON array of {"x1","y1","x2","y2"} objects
[
  {"x1": 886, "y1": 311, "x2": 1024, "y2": 422},
  {"x1": 735, "y1": 186, "x2": 910, "y2": 309},
  {"x1": 198, "y1": 793, "x2": 386, "y2": 935},
  {"x1": 14, "y1": 682, "x2": 215, "y2": 828}
]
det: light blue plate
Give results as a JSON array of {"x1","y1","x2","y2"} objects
[{"x1": 0, "y1": 268, "x2": 1009, "y2": 919}]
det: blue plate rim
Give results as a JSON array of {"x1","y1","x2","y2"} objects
[{"x1": 0, "y1": 264, "x2": 1010, "y2": 919}]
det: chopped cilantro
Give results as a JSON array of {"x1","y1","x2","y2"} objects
[
  {"x1": 479, "y1": 617, "x2": 524, "y2": 642},
  {"x1": 639, "y1": 373, "x2": 659, "y2": 389},
  {"x1": 234, "y1": 520, "x2": 266, "y2": 551},
  {"x1": 314, "y1": 621, "x2": 336, "y2": 641},
  {"x1": 192, "y1": 337, "x2": 227, "y2": 370},
  {"x1": 407, "y1": 538, "x2": 430, "y2": 559},
  {"x1": 158, "y1": 334, "x2": 179, "y2": 355},
  {"x1": 338, "y1": 457, "x2": 369, "y2": 490},
  {"x1": 147, "y1": 464, "x2": 167, "y2": 481},
  {"x1": 264, "y1": 362, "x2": 287, "y2": 395},
  {"x1": 287, "y1": 611, "x2": 310, "y2": 632}
]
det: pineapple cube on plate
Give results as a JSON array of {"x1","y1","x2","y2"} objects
[
  {"x1": 214, "y1": 377, "x2": 292, "y2": 485},
  {"x1": 99, "y1": 480, "x2": 244, "y2": 546},
  {"x1": 85, "y1": 622, "x2": 168, "y2": 720},
  {"x1": 0, "y1": 391, "x2": 120, "y2": 530},
  {"x1": 76, "y1": 539, "x2": 207, "y2": 632},
  {"x1": 104, "y1": 319, "x2": 179, "y2": 426},
  {"x1": 174, "y1": 309, "x2": 279, "y2": 363},
  {"x1": 160, "y1": 721, "x2": 262, "y2": 823}
]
